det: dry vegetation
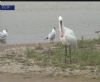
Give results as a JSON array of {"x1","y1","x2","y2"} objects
[{"x1": 0, "y1": 38, "x2": 100, "y2": 81}]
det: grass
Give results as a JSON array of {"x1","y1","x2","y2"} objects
[
  {"x1": 76, "y1": 38, "x2": 100, "y2": 66},
  {"x1": 97, "y1": 66, "x2": 100, "y2": 72},
  {"x1": 25, "y1": 48, "x2": 49, "y2": 66},
  {"x1": 24, "y1": 38, "x2": 100, "y2": 69}
]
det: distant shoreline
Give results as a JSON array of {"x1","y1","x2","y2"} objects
[{"x1": 0, "y1": 41, "x2": 60, "y2": 49}]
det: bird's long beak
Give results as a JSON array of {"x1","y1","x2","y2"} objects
[
  {"x1": 60, "y1": 20, "x2": 64, "y2": 37},
  {"x1": 60, "y1": 20, "x2": 63, "y2": 31}
]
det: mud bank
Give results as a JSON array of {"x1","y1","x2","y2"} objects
[{"x1": 0, "y1": 43, "x2": 100, "y2": 82}]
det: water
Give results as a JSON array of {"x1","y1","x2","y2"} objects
[{"x1": 0, "y1": 2, "x2": 100, "y2": 44}]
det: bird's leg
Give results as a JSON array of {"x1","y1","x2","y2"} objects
[
  {"x1": 69, "y1": 45, "x2": 72, "y2": 63},
  {"x1": 50, "y1": 40, "x2": 53, "y2": 48},
  {"x1": 64, "y1": 45, "x2": 67, "y2": 63},
  {"x1": 51, "y1": 40, "x2": 54, "y2": 45}
]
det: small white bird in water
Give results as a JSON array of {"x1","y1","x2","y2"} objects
[
  {"x1": 58, "y1": 16, "x2": 77, "y2": 63},
  {"x1": 0, "y1": 29, "x2": 8, "y2": 41},
  {"x1": 44, "y1": 27, "x2": 56, "y2": 43}
]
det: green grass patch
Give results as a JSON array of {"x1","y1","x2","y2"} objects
[{"x1": 24, "y1": 39, "x2": 100, "y2": 69}]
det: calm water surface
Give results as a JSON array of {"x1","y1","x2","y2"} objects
[{"x1": 0, "y1": 2, "x2": 100, "y2": 44}]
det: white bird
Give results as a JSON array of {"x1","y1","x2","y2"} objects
[
  {"x1": 44, "y1": 27, "x2": 56, "y2": 43},
  {"x1": 58, "y1": 16, "x2": 77, "y2": 63},
  {"x1": 0, "y1": 29, "x2": 8, "y2": 41}
]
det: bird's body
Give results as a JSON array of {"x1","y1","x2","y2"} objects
[
  {"x1": 58, "y1": 16, "x2": 77, "y2": 63},
  {"x1": 45, "y1": 27, "x2": 56, "y2": 42},
  {"x1": 59, "y1": 26, "x2": 77, "y2": 48},
  {"x1": 0, "y1": 29, "x2": 8, "y2": 41}
]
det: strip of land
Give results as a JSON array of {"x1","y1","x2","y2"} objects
[{"x1": 0, "y1": 40, "x2": 100, "y2": 82}]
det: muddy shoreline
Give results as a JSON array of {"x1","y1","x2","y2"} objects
[{"x1": 0, "y1": 42, "x2": 100, "y2": 82}]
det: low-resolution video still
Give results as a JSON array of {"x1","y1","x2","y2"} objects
[{"x1": 0, "y1": 1, "x2": 100, "y2": 82}]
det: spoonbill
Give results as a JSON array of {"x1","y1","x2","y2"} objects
[
  {"x1": 0, "y1": 29, "x2": 8, "y2": 41},
  {"x1": 44, "y1": 27, "x2": 56, "y2": 43},
  {"x1": 58, "y1": 16, "x2": 77, "y2": 63}
]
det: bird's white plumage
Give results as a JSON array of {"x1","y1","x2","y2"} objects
[
  {"x1": 58, "y1": 16, "x2": 77, "y2": 48},
  {"x1": 58, "y1": 16, "x2": 77, "y2": 63},
  {"x1": 0, "y1": 29, "x2": 8, "y2": 40},
  {"x1": 45, "y1": 27, "x2": 56, "y2": 42}
]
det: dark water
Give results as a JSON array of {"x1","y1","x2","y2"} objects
[{"x1": 0, "y1": 2, "x2": 100, "y2": 44}]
